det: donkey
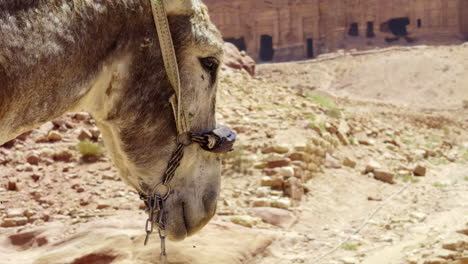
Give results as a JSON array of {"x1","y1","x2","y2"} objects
[{"x1": 0, "y1": 0, "x2": 226, "y2": 241}]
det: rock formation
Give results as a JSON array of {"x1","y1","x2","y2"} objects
[{"x1": 205, "y1": 0, "x2": 468, "y2": 62}]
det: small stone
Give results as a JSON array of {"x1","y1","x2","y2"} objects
[
  {"x1": 251, "y1": 207, "x2": 296, "y2": 228},
  {"x1": 260, "y1": 176, "x2": 284, "y2": 188},
  {"x1": 23, "y1": 209, "x2": 36, "y2": 218},
  {"x1": 325, "y1": 153, "x2": 341, "y2": 169},
  {"x1": 1, "y1": 219, "x2": 17, "y2": 228},
  {"x1": 253, "y1": 162, "x2": 267, "y2": 169},
  {"x1": 1, "y1": 217, "x2": 28, "y2": 227},
  {"x1": 271, "y1": 198, "x2": 291, "y2": 209},
  {"x1": 355, "y1": 132, "x2": 374, "y2": 145},
  {"x1": 6, "y1": 208, "x2": 24, "y2": 218},
  {"x1": 7, "y1": 181, "x2": 17, "y2": 191},
  {"x1": 363, "y1": 160, "x2": 382, "y2": 174},
  {"x1": 47, "y1": 131, "x2": 62, "y2": 142},
  {"x1": 230, "y1": 215, "x2": 260, "y2": 228},
  {"x1": 30, "y1": 174, "x2": 41, "y2": 182},
  {"x1": 288, "y1": 152, "x2": 309, "y2": 162},
  {"x1": 0, "y1": 155, "x2": 11, "y2": 165},
  {"x1": 424, "y1": 150, "x2": 437, "y2": 159},
  {"x1": 336, "y1": 131, "x2": 350, "y2": 145},
  {"x1": 74, "y1": 112, "x2": 89, "y2": 121},
  {"x1": 266, "y1": 158, "x2": 291, "y2": 168},
  {"x1": 442, "y1": 240, "x2": 465, "y2": 251},
  {"x1": 341, "y1": 257, "x2": 359, "y2": 264},
  {"x1": 325, "y1": 123, "x2": 337, "y2": 134},
  {"x1": 413, "y1": 165, "x2": 427, "y2": 176},
  {"x1": 90, "y1": 127, "x2": 101, "y2": 139},
  {"x1": 40, "y1": 148, "x2": 54, "y2": 158},
  {"x1": 53, "y1": 150, "x2": 73, "y2": 162},
  {"x1": 434, "y1": 248, "x2": 458, "y2": 260},
  {"x1": 26, "y1": 151, "x2": 41, "y2": 165},
  {"x1": 343, "y1": 157, "x2": 357, "y2": 168},
  {"x1": 255, "y1": 187, "x2": 270, "y2": 198},
  {"x1": 374, "y1": 170, "x2": 395, "y2": 184},
  {"x1": 277, "y1": 166, "x2": 294, "y2": 177},
  {"x1": 102, "y1": 173, "x2": 117, "y2": 181},
  {"x1": 78, "y1": 129, "x2": 93, "y2": 141},
  {"x1": 456, "y1": 228, "x2": 468, "y2": 236},
  {"x1": 96, "y1": 203, "x2": 111, "y2": 209},
  {"x1": 410, "y1": 212, "x2": 427, "y2": 222},
  {"x1": 51, "y1": 118, "x2": 65, "y2": 128},
  {"x1": 423, "y1": 258, "x2": 447, "y2": 264},
  {"x1": 284, "y1": 177, "x2": 304, "y2": 201},
  {"x1": 261, "y1": 145, "x2": 289, "y2": 154},
  {"x1": 251, "y1": 198, "x2": 271, "y2": 207}
]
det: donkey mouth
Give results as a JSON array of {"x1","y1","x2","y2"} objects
[{"x1": 165, "y1": 200, "x2": 214, "y2": 241}]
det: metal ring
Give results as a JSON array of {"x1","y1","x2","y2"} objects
[
  {"x1": 154, "y1": 183, "x2": 171, "y2": 200},
  {"x1": 177, "y1": 132, "x2": 192, "y2": 146}
]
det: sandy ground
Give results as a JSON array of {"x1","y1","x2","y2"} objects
[{"x1": 1, "y1": 44, "x2": 467, "y2": 264}]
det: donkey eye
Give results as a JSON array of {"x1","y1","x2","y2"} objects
[{"x1": 200, "y1": 57, "x2": 219, "y2": 73}]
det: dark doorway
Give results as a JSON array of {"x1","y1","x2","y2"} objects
[
  {"x1": 366, "y1": 22, "x2": 375, "y2": 38},
  {"x1": 348, "y1": 23, "x2": 359, "y2": 36},
  {"x1": 224, "y1": 37, "x2": 247, "y2": 51},
  {"x1": 306, "y1": 38, "x2": 314, "y2": 58},
  {"x1": 386, "y1": 17, "x2": 410, "y2": 36},
  {"x1": 417, "y1": 19, "x2": 422, "y2": 28},
  {"x1": 259, "y1": 34, "x2": 274, "y2": 61}
]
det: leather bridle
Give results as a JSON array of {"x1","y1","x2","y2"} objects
[{"x1": 139, "y1": 0, "x2": 236, "y2": 262}]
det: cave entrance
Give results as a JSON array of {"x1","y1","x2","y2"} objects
[
  {"x1": 306, "y1": 38, "x2": 314, "y2": 58},
  {"x1": 259, "y1": 34, "x2": 274, "y2": 61},
  {"x1": 366, "y1": 22, "x2": 375, "y2": 38},
  {"x1": 386, "y1": 17, "x2": 410, "y2": 37},
  {"x1": 224, "y1": 37, "x2": 247, "y2": 51},
  {"x1": 348, "y1": 22, "x2": 359, "y2": 36}
]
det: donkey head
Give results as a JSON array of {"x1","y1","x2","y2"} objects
[{"x1": 85, "y1": 0, "x2": 225, "y2": 240}]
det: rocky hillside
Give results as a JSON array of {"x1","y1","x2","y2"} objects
[{"x1": 0, "y1": 44, "x2": 467, "y2": 264}]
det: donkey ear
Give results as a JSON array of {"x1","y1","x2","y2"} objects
[{"x1": 164, "y1": 0, "x2": 203, "y2": 15}]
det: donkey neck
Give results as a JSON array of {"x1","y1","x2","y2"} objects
[{"x1": 0, "y1": 0, "x2": 152, "y2": 144}]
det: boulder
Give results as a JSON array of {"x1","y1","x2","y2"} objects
[
  {"x1": 374, "y1": 170, "x2": 395, "y2": 184},
  {"x1": 26, "y1": 151, "x2": 41, "y2": 165},
  {"x1": 413, "y1": 165, "x2": 427, "y2": 176},
  {"x1": 251, "y1": 207, "x2": 296, "y2": 228},
  {"x1": 223, "y1": 42, "x2": 256, "y2": 76},
  {"x1": 47, "y1": 131, "x2": 62, "y2": 142},
  {"x1": 266, "y1": 158, "x2": 291, "y2": 168},
  {"x1": 343, "y1": 157, "x2": 357, "y2": 168}
]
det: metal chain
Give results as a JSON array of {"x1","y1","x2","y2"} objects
[
  {"x1": 140, "y1": 141, "x2": 186, "y2": 263},
  {"x1": 145, "y1": 1, "x2": 237, "y2": 262}
]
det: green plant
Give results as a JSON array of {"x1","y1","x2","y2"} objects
[
  {"x1": 433, "y1": 182, "x2": 448, "y2": 188},
  {"x1": 397, "y1": 173, "x2": 419, "y2": 183},
  {"x1": 341, "y1": 243, "x2": 358, "y2": 251},
  {"x1": 78, "y1": 139, "x2": 104, "y2": 159},
  {"x1": 306, "y1": 93, "x2": 341, "y2": 115},
  {"x1": 401, "y1": 137, "x2": 412, "y2": 145},
  {"x1": 429, "y1": 158, "x2": 450, "y2": 165}
]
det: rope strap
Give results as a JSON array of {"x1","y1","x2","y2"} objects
[{"x1": 151, "y1": 0, "x2": 190, "y2": 135}]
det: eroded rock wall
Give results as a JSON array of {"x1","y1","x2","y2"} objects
[{"x1": 205, "y1": 0, "x2": 467, "y2": 61}]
